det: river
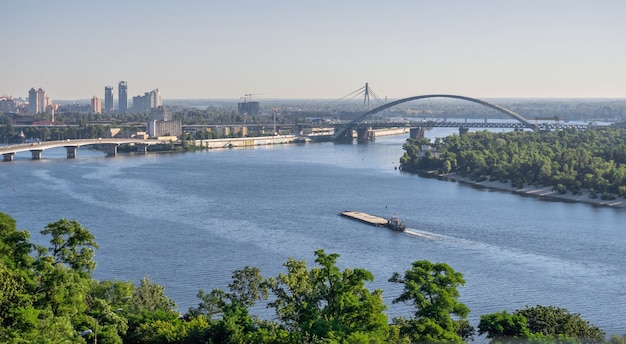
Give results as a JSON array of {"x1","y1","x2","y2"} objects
[{"x1": 1, "y1": 130, "x2": 624, "y2": 337}]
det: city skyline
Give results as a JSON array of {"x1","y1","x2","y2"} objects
[{"x1": 2, "y1": 1, "x2": 625, "y2": 100}]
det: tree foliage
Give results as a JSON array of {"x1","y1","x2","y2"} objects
[
  {"x1": 389, "y1": 260, "x2": 473, "y2": 343},
  {"x1": 401, "y1": 128, "x2": 626, "y2": 197},
  {"x1": 267, "y1": 249, "x2": 390, "y2": 343},
  {"x1": 479, "y1": 305, "x2": 606, "y2": 343}
]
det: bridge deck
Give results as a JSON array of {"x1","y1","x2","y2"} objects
[{"x1": 340, "y1": 211, "x2": 389, "y2": 227}]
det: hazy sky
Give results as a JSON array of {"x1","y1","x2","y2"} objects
[{"x1": 2, "y1": 0, "x2": 625, "y2": 100}]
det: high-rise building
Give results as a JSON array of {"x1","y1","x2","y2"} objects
[
  {"x1": 118, "y1": 81, "x2": 127, "y2": 113},
  {"x1": 131, "y1": 88, "x2": 161, "y2": 113},
  {"x1": 28, "y1": 87, "x2": 51, "y2": 115},
  {"x1": 237, "y1": 101, "x2": 260, "y2": 118},
  {"x1": 91, "y1": 96, "x2": 102, "y2": 113},
  {"x1": 150, "y1": 88, "x2": 161, "y2": 108},
  {"x1": 28, "y1": 88, "x2": 38, "y2": 115},
  {"x1": 37, "y1": 88, "x2": 46, "y2": 114},
  {"x1": 104, "y1": 86, "x2": 114, "y2": 112}
]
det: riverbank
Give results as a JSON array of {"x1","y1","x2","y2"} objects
[{"x1": 427, "y1": 172, "x2": 626, "y2": 208}]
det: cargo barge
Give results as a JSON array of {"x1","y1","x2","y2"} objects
[{"x1": 340, "y1": 211, "x2": 406, "y2": 231}]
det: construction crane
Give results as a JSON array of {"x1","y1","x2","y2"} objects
[{"x1": 242, "y1": 93, "x2": 263, "y2": 103}]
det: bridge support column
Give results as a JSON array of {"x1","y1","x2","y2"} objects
[
  {"x1": 356, "y1": 127, "x2": 374, "y2": 143},
  {"x1": 3, "y1": 153, "x2": 15, "y2": 161},
  {"x1": 136, "y1": 144, "x2": 148, "y2": 154},
  {"x1": 293, "y1": 124, "x2": 304, "y2": 136},
  {"x1": 106, "y1": 144, "x2": 118, "y2": 157},
  {"x1": 30, "y1": 150, "x2": 43, "y2": 160},
  {"x1": 410, "y1": 127, "x2": 425, "y2": 139},
  {"x1": 65, "y1": 146, "x2": 77, "y2": 159},
  {"x1": 336, "y1": 129, "x2": 354, "y2": 143},
  {"x1": 459, "y1": 127, "x2": 469, "y2": 136}
]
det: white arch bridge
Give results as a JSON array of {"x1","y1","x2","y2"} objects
[{"x1": 0, "y1": 138, "x2": 162, "y2": 161}]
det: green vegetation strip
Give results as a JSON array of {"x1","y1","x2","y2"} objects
[{"x1": 401, "y1": 128, "x2": 626, "y2": 200}]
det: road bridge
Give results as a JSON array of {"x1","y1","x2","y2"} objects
[
  {"x1": 332, "y1": 94, "x2": 540, "y2": 142},
  {"x1": 0, "y1": 138, "x2": 161, "y2": 161},
  {"x1": 330, "y1": 119, "x2": 587, "y2": 142}
]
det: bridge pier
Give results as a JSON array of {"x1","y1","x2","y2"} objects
[
  {"x1": 336, "y1": 129, "x2": 354, "y2": 143},
  {"x1": 65, "y1": 146, "x2": 77, "y2": 159},
  {"x1": 459, "y1": 127, "x2": 469, "y2": 135},
  {"x1": 30, "y1": 150, "x2": 43, "y2": 160},
  {"x1": 356, "y1": 127, "x2": 375, "y2": 143},
  {"x1": 136, "y1": 144, "x2": 148, "y2": 154},
  {"x1": 3, "y1": 153, "x2": 15, "y2": 161},
  {"x1": 106, "y1": 144, "x2": 118, "y2": 157},
  {"x1": 410, "y1": 127, "x2": 425, "y2": 139}
]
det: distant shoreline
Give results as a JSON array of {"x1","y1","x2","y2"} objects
[{"x1": 417, "y1": 171, "x2": 626, "y2": 208}]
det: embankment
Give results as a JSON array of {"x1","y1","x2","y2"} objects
[
  {"x1": 194, "y1": 135, "x2": 296, "y2": 149},
  {"x1": 433, "y1": 172, "x2": 626, "y2": 208}
]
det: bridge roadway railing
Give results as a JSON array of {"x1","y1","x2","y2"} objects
[
  {"x1": 341, "y1": 120, "x2": 588, "y2": 131},
  {"x1": 1, "y1": 138, "x2": 161, "y2": 161}
]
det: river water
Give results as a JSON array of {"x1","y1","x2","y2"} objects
[{"x1": 1, "y1": 130, "x2": 625, "y2": 337}]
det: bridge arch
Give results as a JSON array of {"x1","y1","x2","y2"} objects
[{"x1": 332, "y1": 94, "x2": 533, "y2": 140}]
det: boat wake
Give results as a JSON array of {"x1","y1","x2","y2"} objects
[{"x1": 403, "y1": 228, "x2": 438, "y2": 240}]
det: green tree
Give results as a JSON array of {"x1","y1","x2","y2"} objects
[
  {"x1": 0, "y1": 214, "x2": 102, "y2": 342},
  {"x1": 187, "y1": 266, "x2": 275, "y2": 343},
  {"x1": 268, "y1": 249, "x2": 389, "y2": 343},
  {"x1": 38, "y1": 218, "x2": 99, "y2": 275},
  {"x1": 389, "y1": 260, "x2": 473, "y2": 343},
  {"x1": 0, "y1": 261, "x2": 37, "y2": 340},
  {"x1": 122, "y1": 276, "x2": 180, "y2": 343},
  {"x1": 0, "y1": 212, "x2": 33, "y2": 269},
  {"x1": 608, "y1": 334, "x2": 626, "y2": 344},
  {"x1": 517, "y1": 305, "x2": 605, "y2": 342},
  {"x1": 227, "y1": 266, "x2": 269, "y2": 307},
  {"x1": 479, "y1": 305, "x2": 605, "y2": 343},
  {"x1": 478, "y1": 310, "x2": 529, "y2": 341}
]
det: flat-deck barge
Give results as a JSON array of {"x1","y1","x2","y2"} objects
[
  {"x1": 340, "y1": 211, "x2": 389, "y2": 226},
  {"x1": 340, "y1": 211, "x2": 406, "y2": 231}
]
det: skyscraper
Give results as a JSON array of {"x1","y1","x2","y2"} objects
[
  {"x1": 28, "y1": 88, "x2": 38, "y2": 115},
  {"x1": 27, "y1": 87, "x2": 48, "y2": 114},
  {"x1": 118, "y1": 81, "x2": 127, "y2": 113},
  {"x1": 104, "y1": 86, "x2": 114, "y2": 112},
  {"x1": 36, "y1": 88, "x2": 46, "y2": 114},
  {"x1": 131, "y1": 88, "x2": 162, "y2": 113}
]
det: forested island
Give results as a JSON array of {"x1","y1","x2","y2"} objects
[
  {"x1": 1, "y1": 212, "x2": 624, "y2": 343},
  {"x1": 400, "y1": 127, "x2": 626, "y2": 204}
]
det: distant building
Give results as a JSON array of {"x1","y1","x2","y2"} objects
[
  {"x1": 27, "y1": 87, "x2": 49, "y2": 114},
  {"x1": 118, "y1": 81, "x2": 128, "y2": 113},
  {"x1": 132, "y1": 88, "x2": 161, "y2": 113},
  {"x1": 0, "y1": 96, "x2": 20, "y2": 113},
  {"x1": 91, "y1": 96, "x2": 102, "y2": 113},
  {"x1": 28, "y1": 88, "x2": 37, "y2": 114},
  {"x1": 37, "y1": 88, "x2": 46, "y2": 114},
  {"x1": 146, "y1": 106, "x2": 181, "y2": 137},
  {"x1": 104, "y1": 86, "x2": 114, "y2": 112},
  {"x1": 148, "y1": 120, "x2": 182, "y2": 137},
  {"x1": 148, "y1": 104, "x2": 170, "y2": 121},
  {"x1": 237, "y1": 101, "x2": 259, "y2": 118}
]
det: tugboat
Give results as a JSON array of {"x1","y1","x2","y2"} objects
[{"x1": 386, "y1": 215, "x2": 406, "y2": 232}]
